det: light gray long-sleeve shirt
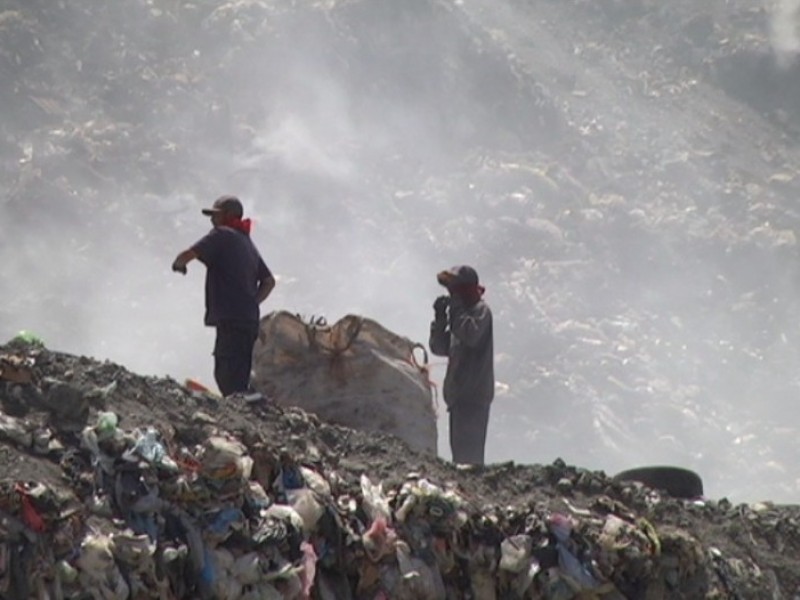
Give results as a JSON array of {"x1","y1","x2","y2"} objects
[{"x1": 429, "y1": 297, "x2": 494, "y2": 408}]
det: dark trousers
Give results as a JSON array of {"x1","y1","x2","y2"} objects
[
  {"x1": 213, "y1": 321, "x2": 259, "y2": 396},
  {"x1": 449, "y1": 403, "x2": 491, "y2": 465}
]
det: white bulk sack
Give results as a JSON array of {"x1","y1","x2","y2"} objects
[{"x1": 252, "y1": 311, "x2": 437, "y2": 454}]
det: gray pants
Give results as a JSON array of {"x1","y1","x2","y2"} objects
[{"x1": 449, "y1": 403, "x2": 491, "y2": 465}]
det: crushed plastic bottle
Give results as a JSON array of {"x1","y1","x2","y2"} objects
[
  {"x1": 122, "y1": 427, "x2": 178, "y2": 471},
  {"x1": 96, "y1": 411, "x2": 119, "y2": 435}
]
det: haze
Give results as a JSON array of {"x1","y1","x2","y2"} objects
[{"x1": 2, "y1": 0, "x2": 800, "y2": 503}]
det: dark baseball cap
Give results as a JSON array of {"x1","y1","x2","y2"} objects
[
  {"x1": 437, "y1": 265, "x2": 479, "y2": 286},
  {"x1": 201, "y1": 195, "x2": 243, "y2": 217}
]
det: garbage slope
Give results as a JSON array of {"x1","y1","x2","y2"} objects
[{"x1": 1, "y1": 341, "x2": 799, "y2": 598}]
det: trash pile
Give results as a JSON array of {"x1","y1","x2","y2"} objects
[{"x1": 0, "y1": 339, "x2": 799, "y2": 599}]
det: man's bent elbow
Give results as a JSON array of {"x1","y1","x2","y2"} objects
[{"x1": 257, "y1": 276, "x2": 276, "y2": 303}]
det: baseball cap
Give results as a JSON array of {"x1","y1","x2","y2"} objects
[
  {"x1": 437, "y1": 265, "x2": 479, "y2": 287},
  {"x1": 201, "y1": 195, "x2": 244, "y2": 217}
]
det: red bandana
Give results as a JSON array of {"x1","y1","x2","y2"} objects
[
  {"x1": 222, "y1": 216, "x2": 252, "y2": 234},
  {"x1": 453, "y1": 283, "x2": 485, "y2": 307}
]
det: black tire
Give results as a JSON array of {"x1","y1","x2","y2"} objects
[{"x1": 613, "y1": 466, "x2": 704, "y2": 499}]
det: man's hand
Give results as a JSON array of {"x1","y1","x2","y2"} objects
[
  {"x1": 433, "y1": 295, "x2": 450, "y2": 319},
  {"x1": 172, "y1": 249, "x2": 198, "y2": 275}
]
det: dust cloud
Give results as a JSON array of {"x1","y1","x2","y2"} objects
[
  {"x1": 3, "y1": 0, "x2": 800, "y2": 503},
  {"x1": 770, "y1": 0, "x2": 800, "y2": 67}
]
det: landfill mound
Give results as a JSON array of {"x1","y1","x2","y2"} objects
[{"x1": 1, "y1": 340, "x2": 799, "y2": 599}]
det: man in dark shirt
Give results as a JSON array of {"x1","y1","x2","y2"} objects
[
  {"x1": 172, "y1": 195, "x2": 275, "y2": 396},
  {"x1": 429, "y1": 265, "x2": 494, "y2": 465}
]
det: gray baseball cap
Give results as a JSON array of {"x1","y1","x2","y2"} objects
[
  {"x1": 201, "y1": 195, "x2": 243, "y2": 217},
  {"x1": 438, "y1": 265, "x2": 479, "y2": 286}
]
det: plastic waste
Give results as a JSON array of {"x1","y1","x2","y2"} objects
[
  {"x1": 299, "y1": 541, "x2": 317, "y2": 599},
  {"x1": 57, "y1": 560, "x2": 79, "y2": 584},
  {"x1": 394, "y1": 540, "x2": 447, "y2": 600},
  {"x1": 162, "y1": 545, "x2": 188, "y2": 564},
  {"x1": 216, "y1": 577, "x2": 243, "y2": 600},
  {"x1": 77, "y1": 535, "x2": 131, "y2": 600},
  {"x1": 499, "y1": 534, "x2": 533, "y2": 573},
  {"x1": 301, "y1": 466, "x2": 332, "y2": 498},
  {"x1": 556, "y1": 539, "x2": 600, "y2": 589},
  {"x1": 201, "y1": 436, "x2": 248, "y2": 480},
  {"x1": 431, "y1": 535, "x2": 456, "y2": 574},
  {"x1": 547, "y1": 514, "x2": 601, "y2": 589},
  {"x1": 214, "y1": 548, "x2": 235, "y2": 572},
  {"x1": 185, "y1": 378, "x2": 211, "y2": 393},
  {"x1": 122, "y1": 427, "x2": 178, "y2": 471},
  {"x1": 499, "y1": 534, "x2": 541, "y2": 597},
  {"x1": 287, "y1": 487, "x2": 324, "y2": 533},
  {"x1": 361, "y1": 474, "x2": 392, "y2": 523},
  {"x1": 517, "y1": 561, "x2": 542, "y2": 596},
  {"x1": 112, "y1": 532, "x2": 156, "y2": 571},
  {"x1": 470, "y1": 569, "x2": 497, "y2": 600},
  {"x1": 200, "y1": 547, "x2": 217, "y2": 589},
  {"x1": 542, "y1": 569, "x2": 581, "y2": 600},
  {"x1": 279, "y1": 464, "x2": 306, "y2": 491},
  {"x1": 207, "y1": 507, "x2": 245, "y2": 542},
  {"x1": 263, "y1": 504, "x2": 306, "y2": 537},
  {"x1": 395, "y1": 493, "x2": 417, "y2": 523},
  {"x1": 0, "y1": 413, "x2": 33, "y2": 447},
  {"x1": 213, "y1": 548, "x2": 242, "y2": 600},
  {"x1": 96, "y1": 380, "x2": 118, "y2": 397},
  {"x1": 241, "y1": 583, "x2": 282, "y2": 600},
  {"x1": 362, "y1": 516, "x2": 398, "y2": 562},
  {"x1": 0, "y1": 359, "x2": 744, "y2": 600},
  {"x1": 12, "y1": 330, "x2": 44, "y2": 346},
  {"x1": 396, "y1": 478, "x2": 463, "y2": 526},
  {"x1": 245, "y1": 480, "x2": 272, "y2": 510},
  {"x1": 96, "y1": 411, "x2": 118, "y2": 435},
  {"x1": 232, "y1": 552, "x2": 261, "y2": 586},
  {"x1": 17, "y1": 490, "x2": 46, "y2": 532}
]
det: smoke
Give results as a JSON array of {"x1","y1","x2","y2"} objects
[
  {"x1": 5, "y1": 0, "x2": 800, "y2": 502},
  {"x1": 770, "y1": 0, "x2": 800, "y2": 68}
]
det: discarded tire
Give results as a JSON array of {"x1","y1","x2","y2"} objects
[{"x1": 613, "y1": 466, "x2": 704, "y2": 499}]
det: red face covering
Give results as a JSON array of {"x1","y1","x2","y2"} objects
[
  {"x1": 222, "y1": 215, "x2": 252, "y2": 234},
  {"x1": 453, "y1": 283, "x2": 485, "y2": 306}
]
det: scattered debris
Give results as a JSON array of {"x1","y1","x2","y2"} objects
[{"x1": 0, "y1": 341, "x2": 798, "y2": 598}]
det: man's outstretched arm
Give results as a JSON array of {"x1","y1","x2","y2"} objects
[{"x1": 171, "y1": 249, "x2": 198, "y2": 274}]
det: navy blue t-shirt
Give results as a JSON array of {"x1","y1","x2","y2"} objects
[{"x1": 191, "y1": 227, "x2": 272, "y2": 326}]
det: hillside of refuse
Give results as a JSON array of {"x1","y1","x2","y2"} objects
[
  {"x1": 1, "y1": 339, "x2": 800, "y2": 598},
  {"x1": 3, "y1": 0, "x2": 800, "y2": 504}
]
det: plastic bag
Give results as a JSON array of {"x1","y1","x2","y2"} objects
[
  {"x1": 499, "y1": 534, "x2": 533, "y2": 573},
  {"x1": 286, "y1": 487, "x2": 324, "y2": 533},
  {"x1": 361, "y1": 474, "x2": 392, "y2": 523}
]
